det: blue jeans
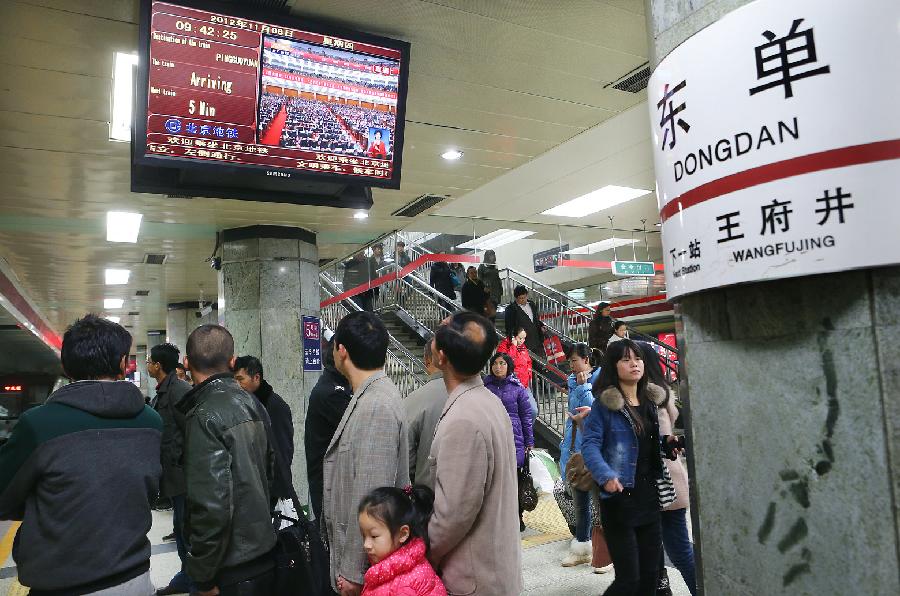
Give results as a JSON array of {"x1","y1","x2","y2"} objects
[
  {"x1": 573, "y1": 488, "x2": 592, "y2": 542},
  {"x1": 167, "y1": 494, "x2": 195, "y2": 592},
  {"x1": 661, "y1": 508, "x2": 696, "y2": 595}
]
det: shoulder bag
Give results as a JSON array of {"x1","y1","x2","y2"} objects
[{"x1": 564, "y1": 424, "x2": 596, "y2": 492}]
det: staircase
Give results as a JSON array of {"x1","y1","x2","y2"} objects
[{"x1": 319, "y1": 237, "x2": 680, "y2": 451}]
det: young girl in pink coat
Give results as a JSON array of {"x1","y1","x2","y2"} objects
[{"x1": 349, "y1": 485, "x2": 447, "y2": 596}]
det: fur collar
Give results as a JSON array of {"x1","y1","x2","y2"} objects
[{"x1": 598, "y1": 383, "x2": 666, "y2": 411}]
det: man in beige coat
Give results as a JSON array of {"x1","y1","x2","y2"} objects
[
  {"x1": 323, "y1": 312, "x2": 409, "y2": 596},
  {"x1": 428, "y1": 311, "x2": 523, "y2": 595}
]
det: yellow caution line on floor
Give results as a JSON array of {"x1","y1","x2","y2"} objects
[
  {"x1": 6, "y1": 579, "x2": 28, "y2": 596},
  {"x1": 0, "y1": 523, "x2": 19, "y2": 568},
  {"x1": 521, "y1": 532, "x2": 570, "y2": 549}
]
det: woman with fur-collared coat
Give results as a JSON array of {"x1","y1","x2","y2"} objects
[{"x1": 580, "y1": 339, "x2": 681, "y2": 596}]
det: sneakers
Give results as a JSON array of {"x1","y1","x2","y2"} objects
[
  {"x1": 561, "y1": 539, "x2": 592, "y2": 567},
  {"x1": 593, "y1": 563, "x2": 614, "y2": 574},
  {"x1": 161, "y1": 531, "x2": 176, "y2": 543}
]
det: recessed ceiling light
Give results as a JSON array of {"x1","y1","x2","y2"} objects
[
  {"x1": 353, "y1": 212, "x2": 369, "y2": 220},
  {"x1": 104, "y1": 298, "x2": 124, "y2": 309},
  {"x1": 105, "y1": 268, "x2": 130, "y2": 285},
  {"x1": 107, "y1": 211, "x2": 142, "y2": 243},
  {"x1": 105, "y1": 316, "x2": 121, "y2": 324},
  {"x1": 458, "y1": 229, "x2": 535, "y2": 251},
  {"x1": 542, "y1": 185, "x2": 651, "y2": 218},
  {"x1": 110, "y1": 52, "x2": 138, "y2": 142},
  {"x1": 567, "y1": 238, "x2": 638, "y2": 254},
  {"x1": 441, "y1": 149, "x2": 463, "y2": 160}
]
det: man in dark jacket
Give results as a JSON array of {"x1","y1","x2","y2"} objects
[
  {"x1": 234, "y1": 355, "x2": 294, "y2": 501},
  {"x1": 180, "y1": 325, "x2": 277, "y2": 596},
  {"x1": 147, "y1": 342, "x2": 194, "y2": 596},
  {"x1": 504, "y1": 285, "x2": 545, "y2": 356},
  {"x1": 0, "y1": 315, "x2": 162, "y2": 594},
  {"x1": 304, "y1": 333, "x2": 352, "y2": 522}
]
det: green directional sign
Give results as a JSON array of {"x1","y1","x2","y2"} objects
[{"x1": 611, "y1": 260, "x2": 656, "y2": 277}]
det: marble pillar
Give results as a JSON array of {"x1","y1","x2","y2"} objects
[
  {"x1": 167, "y1": 303, "x2": 217, "y2": 355},
  {"x1": 219, "y1": 225, "x2": 321, "y2": 505},
  {"x1": 646, "y1": 2, "x2": 900, "y2": 594}
]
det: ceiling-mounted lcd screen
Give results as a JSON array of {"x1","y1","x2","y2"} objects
[{"x1": 135, "y1": 0, "x2": 410, "y2": 190}]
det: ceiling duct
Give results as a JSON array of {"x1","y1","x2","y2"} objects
[
  {"x1": 135, "y1": 290, "x2": 151, "y2": 297},
  {"x1": 606, "y1": 63, "x2": 651, "y2": 93},
  {"x1": 391, "y1": 194, "x2": 449, "y2": 218},
  {"x1": 128, "y1": 311, "x2": 140, "y2": 316},
  {"x1": 144, "y1": 254, "x2": 167, "y2": 265}
]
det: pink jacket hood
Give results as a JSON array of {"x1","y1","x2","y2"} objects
[{"x1": 362, "y1": 538, "x2": 447, "y2": 596}]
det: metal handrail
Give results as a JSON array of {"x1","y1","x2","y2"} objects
[{"x1": 319, "y1": 277, "x2": 428, "y2": 396}]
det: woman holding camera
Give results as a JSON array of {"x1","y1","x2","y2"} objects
[{"x1": 580, "y1": 339, "x2": 681, "y2": 595}]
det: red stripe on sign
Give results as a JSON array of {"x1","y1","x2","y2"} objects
[
  {"x1": 610, "y1": 293, "x2": 669, "y2": 308},
  {"x1": 558, "y1": 259, "x2": 665, "y2": 272},
  {"x1": 659, "y1": 138, "x2": 900, "y2": 222},
  {"x1": 614, "y1": 302, "x2": 674, "y2": 319}
]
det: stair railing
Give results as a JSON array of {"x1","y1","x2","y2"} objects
[{"x1": 320, "y1": 275, "x2": 427, "y2": 397}]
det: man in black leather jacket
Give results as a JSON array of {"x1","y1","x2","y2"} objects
[{"x1": 179, "y1": 325, "x2": 277, "y2": 596}]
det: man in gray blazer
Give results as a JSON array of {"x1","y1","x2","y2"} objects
[
  {"x1": 404, "y1": 337, "x2": 446, "y2": 487},
  {"x1": 323, "y1": 312, "x2": 409, "y2": 596},
  {"x1": 429, "y1": 312, "x2": 524, "y2": 595}
]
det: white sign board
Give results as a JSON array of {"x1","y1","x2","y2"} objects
[{"x1": 649, "y1": 0, "x2": 900, "y2": 299}]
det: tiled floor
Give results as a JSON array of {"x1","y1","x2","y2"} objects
[{"x1": 0, "y1": 498, "x2": 692, "y2": 595}]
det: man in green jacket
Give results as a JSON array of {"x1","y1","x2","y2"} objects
[
  {"x1": 179, "y1": 325, "x2": 277, "y2": 596},
  {"x1": 0, "y1": 315, "x2": 162, "y2": 594}
]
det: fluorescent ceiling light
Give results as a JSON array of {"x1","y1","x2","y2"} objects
[
  {"x1": 441, "y1": 149, "x2": 464, "y2": 160},
  {"x1": 542, "y1": 185, "x2": 650, "y2": 218},
  {"x1": 105, "y1": 268, "x2": 130, "y2": 285},
  {"x1": 110, "y1": 52, "x2": 138, "y2": 142},
  {"x1": 457, "y1": 229, "x2": 535, "y2": 251},
  {"x1": 353, "y1": 211, "x2": 369, "y2": 220},
  {"x1": 107, "y1": 211, "x2": 142, "y2": 243},
  {"x1": 104, "y1": 298, "x2": 124, "y2": 309},
  {"x1": 566, "y1": 238, "x2": 638, "y2": 254},
  {"x1": 105, "y1": 316, "x2": 121, "y2": 324}
]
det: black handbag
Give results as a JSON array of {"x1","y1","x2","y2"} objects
[
  {"x1": 518, "y1": 465, "x2": 539, "y2": 512},
  {"x1": 265, "y1": 424, "x2": 330, "y2": 595}
]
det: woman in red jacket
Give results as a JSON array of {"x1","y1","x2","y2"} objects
[
  {"x1": 354, "y1": 486, "x2": 446, "y2": 596},
  {"x1": 496, "y1": 327, "x2": 532, "y2": 388}
]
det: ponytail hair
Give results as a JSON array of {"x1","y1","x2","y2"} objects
[{"x1": 358, "y1": 485, "x2": 435, "y2": 551}]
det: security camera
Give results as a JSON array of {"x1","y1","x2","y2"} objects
[{"x1": 210, "y1": 257, "x2": 222, "y2": 270}]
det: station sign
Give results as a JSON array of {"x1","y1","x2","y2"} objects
[
  {"x1": 611, "y1": 261, "x2": 655, "y2": 277},
  {"x1": 301, "y1": 315, "x2": 322, "y2": 372},
  {"x1": 648, "y1": 0, "x2": 900, "y2": 299},
  {"x1": 533, "y1": 244, "x2": 568, "y2": 273}
]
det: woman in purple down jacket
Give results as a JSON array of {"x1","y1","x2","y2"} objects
[{"x1": 483, "y1": 352, "x2": 535, "y2": 468}]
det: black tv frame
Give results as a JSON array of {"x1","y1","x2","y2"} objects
[{"x1": 132, "y1": 0, "x2": 411, "y2": 204}]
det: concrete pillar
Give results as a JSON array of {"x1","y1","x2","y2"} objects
[
  {"x1": 219, "y1": 225, "x2": 321, "y2": 505},
  {"x1": 134, "y1": 344, "x2": 148, "y2": 398},
  {"x1": 166, "y1": 303, "x2": 217, "y2": 355},
  {"x1": 646, "y1": 2, "x2": 900, "y2": 594}
]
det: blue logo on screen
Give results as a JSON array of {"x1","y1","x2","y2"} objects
[{"x1": 164, "y1": 118, "x2": 182, "y2": 133}]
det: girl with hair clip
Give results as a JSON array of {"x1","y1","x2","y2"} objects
[
  {"x1": 578, "y1": 339, "x2": 683, "y2": 596},
  {"x1": 353, "y1": 485, "x2": 446, "y2": 596}
]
